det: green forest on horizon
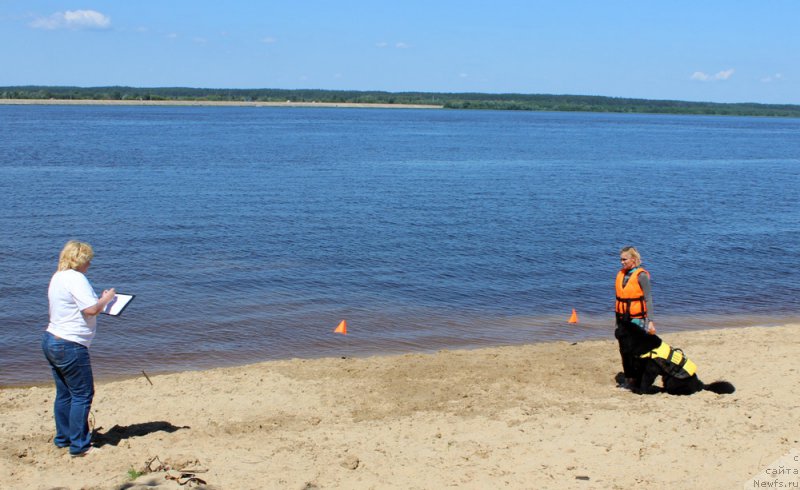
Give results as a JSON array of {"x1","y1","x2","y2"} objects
[{"x1": 2, "y1": 85, "x2": 800, "y2": 117}]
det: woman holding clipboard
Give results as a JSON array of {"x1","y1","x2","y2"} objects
[{"x1": 41, "y1": 240, "x2": 115, "y2": 457}]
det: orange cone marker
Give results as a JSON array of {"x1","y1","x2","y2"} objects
[
  {"x1": 568, "y1": 309, "x2": 578, "y2": 323},
  {"x1": 334, "y1": 320, "x2": 348, "y2": 335}
]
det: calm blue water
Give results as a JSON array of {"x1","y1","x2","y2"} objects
[{"x1": 1, "y1": 105, "x2": 798, "y2": 387}]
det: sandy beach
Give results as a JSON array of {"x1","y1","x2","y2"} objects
[
  {"x1": 0, "y1": 98, "x2": 442, "y2": 109},
  {"x1": 2, "y1": 323, "x2": 799, "y2": 489}
]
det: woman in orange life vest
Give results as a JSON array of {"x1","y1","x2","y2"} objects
[{"x1": 614, "y1": 246, "x2": 656, "y2": 386}]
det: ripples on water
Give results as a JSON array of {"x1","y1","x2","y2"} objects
[{"x1": 1, "y1": 107, "x2": 798, "y2": 386}]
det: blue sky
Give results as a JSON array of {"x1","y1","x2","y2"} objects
[{"x1": 2, "y1": 1, "x2": 798, "y2": 104}]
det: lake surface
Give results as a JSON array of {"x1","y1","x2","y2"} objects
[{"x1": 1, "y1": 105, "x2": 798, "y2": 387}]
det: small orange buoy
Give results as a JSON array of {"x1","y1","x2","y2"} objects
[
  {"x1": 334, "y1": 320, "x2": 347, "y2": 335},
  {"x1": 568, "y1": 309, "x2": 578, "y2": 323}
]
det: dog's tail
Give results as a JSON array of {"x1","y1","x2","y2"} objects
[{"x1": 702, "y1": 380, "x2": 735, "y2": 394}]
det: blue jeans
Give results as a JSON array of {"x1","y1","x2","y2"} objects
[{"x1": 41, "y1": 331, "x2": 94, "y2": 455}]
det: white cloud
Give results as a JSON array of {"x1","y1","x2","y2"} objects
[
  {"x1": 691, "y1": 68, "x2": 735, "y2": 82},
  {"x1": 715, "y1": 68, "x2": 734, "y2": 80},
  {"x1": 761, "y1": 73, "x2": 783, "y2": 83},
  {"x1": 376, "y1": 41, "x2": 410, "y2": 49},
  {"x1": 261, "y1": 37, "x2": 277, "y2": 44},
  {"x1": 30, "y1": 10, "x2": 111, "y2": 30}
]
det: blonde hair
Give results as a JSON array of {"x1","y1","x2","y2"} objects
[
  {"x1": 57, "y1": 240, "x2": 94, "y2": 271},
  {"x1": 620, "y1": 246, "x2": 642, "y2": 267}
]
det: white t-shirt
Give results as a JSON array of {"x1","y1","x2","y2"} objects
[{"x1": 47, "y1": 269, "x2": 99, "y2": 347}]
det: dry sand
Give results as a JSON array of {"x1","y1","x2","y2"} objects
[{"x1": 2, "y1": 324, "x2": 799, "y2": 489}]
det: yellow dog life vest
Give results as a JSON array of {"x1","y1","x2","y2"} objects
[{"x1": 640, "y1": 341, "x2": 697, "y2": 379}]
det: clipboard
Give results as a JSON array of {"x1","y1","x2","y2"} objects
[{"x1": 101, "y1": 293, "x2": 135, "y2": 316}]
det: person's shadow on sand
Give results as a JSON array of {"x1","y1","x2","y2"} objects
[{"x1": 92, "y1": 421, "x2": 189, "y2": 447}]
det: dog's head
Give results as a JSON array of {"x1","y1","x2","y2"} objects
[{"x1": 615, "y1": 320, "x2": 661, "y2": 356}]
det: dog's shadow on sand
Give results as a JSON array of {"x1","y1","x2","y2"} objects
[{"x1": 92, "y1": 421, "x2": 190, "y2": 447}]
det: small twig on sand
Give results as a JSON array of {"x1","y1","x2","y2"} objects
[{"x1": 141, "y1": 370, "x2": 154, "y2": 386}]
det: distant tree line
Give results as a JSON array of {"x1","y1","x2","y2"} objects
[{"x1": 2, "y1": 85, "x2": 799, "y2": 117}]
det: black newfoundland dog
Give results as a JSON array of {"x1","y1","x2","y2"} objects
[{"x1": 614, "y1": 320, "x2": 735, "y2": 395}]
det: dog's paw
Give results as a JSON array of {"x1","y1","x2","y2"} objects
[{"x1": 637, "y1": 385, "x2": 663, "y2": 395}]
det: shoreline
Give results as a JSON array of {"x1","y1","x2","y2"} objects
[
  {"x1": 3, "y1": 323, "x2": 798, "y2": 489},
  {"x1": 0, "y1": 98, "x2": 443, "y2": 109},
  {"x1": 7, "y1": 313, "x2": 796, "y2": 390}
]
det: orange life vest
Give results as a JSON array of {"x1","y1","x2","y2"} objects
[{"x1": 615, "y1": 267, "x2": 649, "y2": 321}]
